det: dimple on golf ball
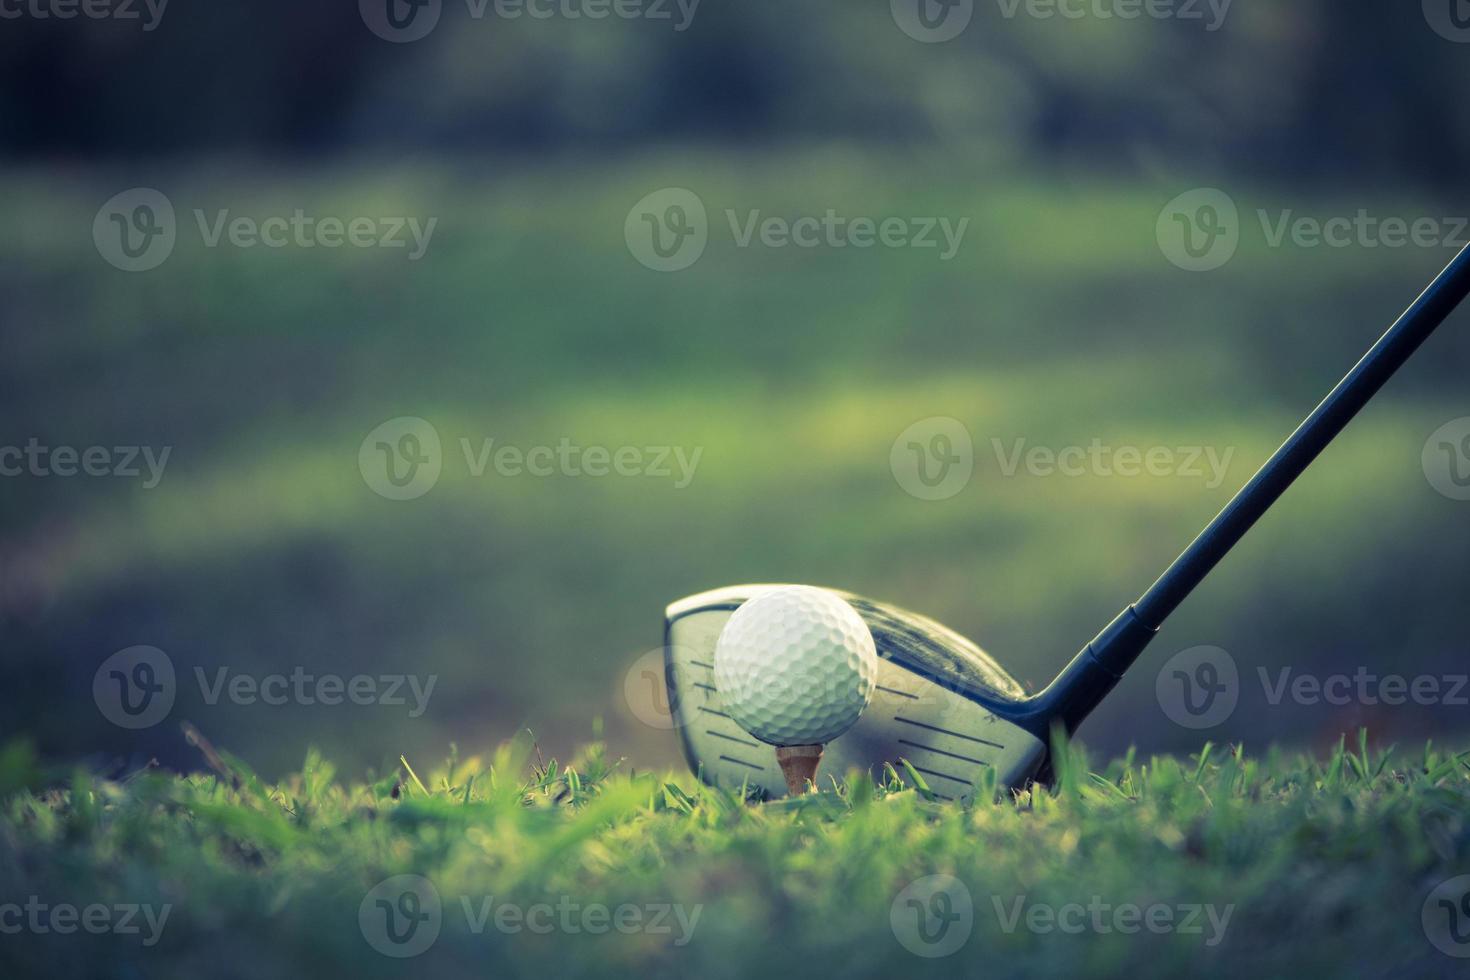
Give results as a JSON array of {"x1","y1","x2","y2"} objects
[{"x1": 713, "y1": 585, "x2": 878, "y2": 746}]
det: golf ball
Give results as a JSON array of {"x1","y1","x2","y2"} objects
[{"x1": 713, "y1": 585, "x2": 878, "y2": 746}]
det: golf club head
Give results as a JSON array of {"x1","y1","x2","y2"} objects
[{"x1": 664, "y1": 585, "x2": 1050, "y2": 801}]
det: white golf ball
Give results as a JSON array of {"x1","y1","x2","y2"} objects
[{"x1": 713, "y1": 585, "x2": 878, "y2": 746}]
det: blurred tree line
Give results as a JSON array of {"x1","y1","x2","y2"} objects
[{"x1": 1, "y1": 0, "x2": 1466, "y2": 185}]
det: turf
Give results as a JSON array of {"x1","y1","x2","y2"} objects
[{"x1": 1, "y1": 731, "x2": 1467, "y2": 978}]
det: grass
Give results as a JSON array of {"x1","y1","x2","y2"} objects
[{"x1": 2, "y1": 730, "x2": 1468, "y2": 978}]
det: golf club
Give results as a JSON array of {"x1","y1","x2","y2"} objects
[{"x1": 664, "y1": 242, "x2": 1470, "y2": 800}]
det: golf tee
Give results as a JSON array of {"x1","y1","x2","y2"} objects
[{"x1": 775, "y1": 744, "x2": 824, "y2": 795}]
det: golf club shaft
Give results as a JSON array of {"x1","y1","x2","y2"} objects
[
  {"x1": 1038, "y1": 243, "x2": 1470, "y2": 735},
  {"x1": 1135, "y1": 241, "x2": 1470, "y2": 628}
]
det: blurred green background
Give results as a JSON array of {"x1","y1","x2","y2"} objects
[{"x1": 1, "y1": 0, "x2": 1468, "y2": 778}]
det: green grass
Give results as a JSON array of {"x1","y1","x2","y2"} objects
[{"x1": 3, "y1": 731, "x2": 1468, "y2": 978}]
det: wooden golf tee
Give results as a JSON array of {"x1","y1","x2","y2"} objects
[{"x1": 775, "y1": 744, "x2": 824, "y2": 795}]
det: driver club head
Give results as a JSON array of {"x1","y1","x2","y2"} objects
[{"x1": 663, "y1": 585, "x2": 1052, "y2": 801}]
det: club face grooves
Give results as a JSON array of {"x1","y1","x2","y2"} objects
[{"x1": 663, "y1": 585, "x2": 1049, "y2": 799}]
